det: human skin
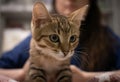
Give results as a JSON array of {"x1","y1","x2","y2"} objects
[
  {"x1": 70, "y1": 65, "x2": 120, "y2": 82},
  {"x1": 55, "y1": 0, "x2": 89, "y2": 16}
]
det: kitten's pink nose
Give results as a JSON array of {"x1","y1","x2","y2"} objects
[{"x1": 63, "y1": 51, "x2": 69, "y2": 56}]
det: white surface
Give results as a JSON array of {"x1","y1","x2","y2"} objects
[{"x1": 2, "y1": 28, "x2": 30, "y2": 52}]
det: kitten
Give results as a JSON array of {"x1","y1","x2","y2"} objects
[{"x1": 25, "y1": 2, "x2": 88, "y2": 82}]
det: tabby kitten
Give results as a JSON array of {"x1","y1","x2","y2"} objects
[{"x1": 25, "y1": 2, "x2": 88, "y2": 82}]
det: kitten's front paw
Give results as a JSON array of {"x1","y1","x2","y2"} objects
[
  {"x1": 33, "y1": 76, "x2": 46, "y2": 82},
  {"x1": 58, "y1": 76, "x2": 72, "y2": 82},
  {"x1": 57, "y1": 69, "x2": 72, "y2": 82},
  {"x1": 28, "y1": 68, "x2": 47, "y2": 82}
]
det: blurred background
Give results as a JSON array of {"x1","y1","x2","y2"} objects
[{"x1": 0, "y1": 0, "x2": 120, "y2": 54}]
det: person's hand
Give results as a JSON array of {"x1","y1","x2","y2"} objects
[
  {"x1": 70, "y1": 65, "x2": 90, "y2": 82},
  {"x1": 16, "y1": 59, "x2": 30, "y2": 81},
  {"x1": 23, "y1": 59, "x2": 30, "y2": 74},
  {"x1": 88, "y1": 73, "x2": 120, "y2": 82},
  {"x1": 21, "y1": 59, "x2": 30, "y2": 81},
  {"x1": 0, "y1": 75, "x2": 18, "y2": 82},
  {"x1": 0, "y1": 60, "x2": 30, "y2": 82}
]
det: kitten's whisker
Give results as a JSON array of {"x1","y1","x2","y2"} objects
[
  {"x1": 71, "y1": 50, "x2": 89, "y2": 68},
  {"x1": 74, "y1": 51, "x2": 88, "y2": 56},
  {"x1": 72, "y1": 56, "x2": 81, "y2": 67},
  {"x1": 75, "y1": 47, "x2": 88, "y2": 51}
]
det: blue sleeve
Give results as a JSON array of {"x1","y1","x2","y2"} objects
[
  {"x1": 115, "y1": 44, "x2": 120, "y2": 69},
  {"x1": 0, "y1": 35, "x2": 31, "y2": 69},
  {"x1": 107, "y1": 28, "x2": 120, "y2": 70},
  {"x1": 113, "y1": 34, "x2": 120, "y2": 69}
]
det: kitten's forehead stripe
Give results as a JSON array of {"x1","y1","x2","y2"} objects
[{"x1": 51, "y1": 15, "x2": 71, "y2": 34}]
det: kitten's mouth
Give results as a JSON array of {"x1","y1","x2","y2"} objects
[
  {"x1": 51, "y1": 50, "x2": 74, "y2": 59},
  {"x1": 60, "y1": 51, "x2": 73, "y2": 58},
  {"x1": 56, "y1": 51, "x2": 69, "y2": 58},
  {"x1": 63, "y1": 52, "x2": 69, "y2": 56}
]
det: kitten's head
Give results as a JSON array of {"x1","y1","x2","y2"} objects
[{"x1": 31, "y1": 2, "x2": 88, "y2": 59}]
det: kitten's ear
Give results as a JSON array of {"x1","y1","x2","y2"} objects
[
  {"x1": 68, "y1": 5, "x2": 89, "y2": 26},
  {"x1": 32, "y1": 2, "x2": 51, "y2": 26}
]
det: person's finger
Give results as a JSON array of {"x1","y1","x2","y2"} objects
[
  {"x1": 70, "y1": 65, "x2": 87, "y2": 82},
  {"x1": 70, "y1": 65, "x2": 82, "y2": 73},
  {"x1": 0, "y1": 75, "x2": 18, "y2": 82}
]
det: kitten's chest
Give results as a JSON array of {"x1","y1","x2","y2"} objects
[{"x1": 30, "y1": 54, "x2": 70, "y2": 74}]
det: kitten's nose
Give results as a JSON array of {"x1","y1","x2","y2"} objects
[{"x1": 63, "y1": 51, "x2": 69, "y2": 56}]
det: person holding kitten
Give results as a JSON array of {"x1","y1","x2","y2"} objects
[{"x1": 0, "y1": 0, "x2": 120, "y2": 82}]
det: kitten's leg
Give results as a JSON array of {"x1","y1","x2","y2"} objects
[
  {"x1": 57, "y1": 68, "x2": 72, "y2": 82},
  {"x1": 27, "y1": 67, "x2": 47, "y2": 82}
]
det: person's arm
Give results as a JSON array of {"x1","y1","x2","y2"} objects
[
  {"x1": 0, "y1": 60, "x2": 30, "y2": 81},
  {"x1": 0, "y1": 75, "x2": 18, "y2": 82},
  {"x1": 70, "y1": 65, "x2": 120, "y2": 82},
  {"x1": 0, "y1": 69, "x2": 24, "y2": 81},
  {"x1": 0, "y1": 35, "x2": 31, "y2": 81},
  {"x1": 0, "y1": 35, "x2": 31, "y2": 68}
]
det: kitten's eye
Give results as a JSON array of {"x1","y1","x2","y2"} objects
[
  {"x1": 70, "y1": 35, "x2": 77, "y2": 43},
  {"x1": 49, "y1": 34, "x2": 59, "y2": 43}
]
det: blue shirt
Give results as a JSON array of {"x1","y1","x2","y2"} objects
[
  {"x1": 0, "y1": 35, "x2": 31, "y2": 68},
  {"x1": 0, "y1": 28, "x2": 120, "y2": 70}
]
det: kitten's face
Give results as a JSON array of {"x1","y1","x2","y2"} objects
[
  {"x1": 32, "y1": 15, "x2": 80, "y2": 58},
  {"x1": 31, "y1": 2, "x2": 88, "y2": 59}
]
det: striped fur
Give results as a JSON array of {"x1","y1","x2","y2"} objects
[{"x1": 25, "y1": 2, "x2": 88, "y2": 82}]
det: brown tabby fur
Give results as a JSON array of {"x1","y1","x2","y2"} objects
[
  {"x1": 24, "y1": 2, "x2": 88, "y2": 82},
  {"x1": 51, "y1": 0, "x2": 119, "y2": 72}
]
